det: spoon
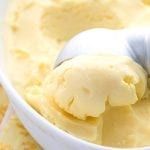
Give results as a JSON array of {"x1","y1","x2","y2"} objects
[{"x1": 54, "y1": 28, "x2": 150, "y2": 74}]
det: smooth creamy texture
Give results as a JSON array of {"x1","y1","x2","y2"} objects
[
  {"x1": 143, "y1": 0, "x2": 150, "y2": 5},
  {"x1": 103, "y1": 99, "x2": 150, "y2": 148},
  {"x1": 43, "y1": 55, "x2": 146, "y2": 120},
  {"x1": 5, "y1": 0, "x2": 150, "y2": 148},
  {"x1": 130, "y1": 8, "x2": 150, "y2": 27},
  {"x1": 41, "y1": 0, "x2": 124, "y2": 41}
]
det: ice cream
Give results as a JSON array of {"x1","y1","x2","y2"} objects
[
  {"x1": 0, "y1": 116, "x2": 41, "y2": 149},
  {"x1": 130, "y1": 8, "x2": 150, "y2": 27},
  {"x1": 43, "y1": 55, "x2": 146, "y2": 120},
  {"x1": 142, "y1": 0, "x2": 150, "y2": 5},
  {"x1": 103, "y1": 98, "x2": 150, "y2": 148},
  {"x1": 0, "y1": 87, "x2": 8, "y2": 122},
  {"x1": 25, "y1": 85, "x2": 103, "y2": 143},
  {"x1": 5, "y1": 0, "x2": 150, "y2": 148},
  {"x1": 41, "y1": 0, "x2": 123, "y2": 41},
  {"x1": 0, "y1": 88, "x2": 40, "y2": 149}
]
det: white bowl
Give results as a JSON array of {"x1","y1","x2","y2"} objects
[{"x1": 0, "y1": 1, "x2": 149, "y2": 150}]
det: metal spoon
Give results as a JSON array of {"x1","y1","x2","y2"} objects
[{"x1": 54, "y1": 28, "x2": 150, "y2": 74}]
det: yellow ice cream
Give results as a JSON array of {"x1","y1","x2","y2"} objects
[
  {"x1": 5, "y1": 0, "x2": 150, "y2": 148},
  {"x1": 0, "y1": 87, "x2": 8, "y2": 122},
  {"x1": 103, "y1": 98, "x2": 150, "y2": 148},
  {"x1": 41, "y1": 0, "x2": 123, "y2": 41},
  {"x1": 143, "y1": 0, "x2": 150, "y2": 5},
  {"x1": 44, "y1": 55, "x2": 146, "y2": 120},
  {"x1": 130, "y1": 8, "x2": 150, "y2": 27},
  {"x1": 25, "y1": 85, "x2": 103, "y2": 143},
  {"x1": 0, "y1": 116, "x2": 41, "y2": 149}
]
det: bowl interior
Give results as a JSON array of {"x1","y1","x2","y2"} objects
[{"x1": 0, "y1": 1, "x2": 150, "y2": 150}]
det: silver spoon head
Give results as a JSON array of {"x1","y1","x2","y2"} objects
[{"x1": 54, "y1": 28, "x2": 130, "y2": 68}]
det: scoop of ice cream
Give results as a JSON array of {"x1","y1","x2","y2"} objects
[{"x1": 43, "y1": 55, "x2": 147, "y2": 120}]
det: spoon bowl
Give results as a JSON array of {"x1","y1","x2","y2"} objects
[{"x1": 54, "y1": 28, "x2": 131, "y2": 68}]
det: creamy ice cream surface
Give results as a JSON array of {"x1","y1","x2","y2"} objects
[
  {"x1": 0, "y1": 116, "x2": 41, "y2": 149},
  {"x1": 5, "y1": 0, "x2": 150, "y2": 148},
  {"x1": 43, "y1": 55, "x2": 146, "y2": 120}
]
